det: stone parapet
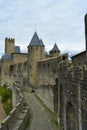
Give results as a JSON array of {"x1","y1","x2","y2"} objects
[{"x1": 0, "y1": 82, "x2": 29, "y2": 130}]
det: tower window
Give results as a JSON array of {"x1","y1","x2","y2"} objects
[
  {"x1": 63, "y1": 56, "x2": 66, "y2": 61},
  {"x1": 10, "y1": 65, "x2": 14, "y2": 72}
]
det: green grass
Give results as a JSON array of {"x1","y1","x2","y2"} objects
[{"x1": 0, "y1": 85, "x2": 12, "y2": 115}]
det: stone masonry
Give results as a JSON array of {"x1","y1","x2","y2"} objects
[{"x1": 0, "y1": 13, "x2": 87, "y2": 130}]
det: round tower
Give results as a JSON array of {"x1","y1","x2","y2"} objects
[
  {"x1": 27, "y1": 32, "x2": 45, "y2": 87},
  {"x1": 49, "y1": 43, "x2": 60, "y2": 57}
]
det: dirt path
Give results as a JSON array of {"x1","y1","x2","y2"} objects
[{"x1": 23, "y1": 92, "x2": 58, "y2": 130}]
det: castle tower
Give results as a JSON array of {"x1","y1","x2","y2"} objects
[
  {"x1": 49, "y1": 43, "x2": 60, "y2": 57},
  {"x1": 5, "y1": 37, "x2": 15, "y2": 54},
  {"x1": 27, "y1": 32, "x2": 45, "y2": 87}
]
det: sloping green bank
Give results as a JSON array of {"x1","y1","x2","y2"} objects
[{"x1": 0, "y1": 85, "x2": 12, "y2": 115}]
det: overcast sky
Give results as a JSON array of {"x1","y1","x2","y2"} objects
[{"x1": 0, "y1": 0, "x2": 87, "y2": 58}]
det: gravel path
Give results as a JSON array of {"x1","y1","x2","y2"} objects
[{"x1": 23, "y1": 92, "x2": 58, "y2": 130}]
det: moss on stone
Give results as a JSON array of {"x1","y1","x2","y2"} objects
[{"x1": 0, "y1": 85, "x2": 12, "y2": 115}]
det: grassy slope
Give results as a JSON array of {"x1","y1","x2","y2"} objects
[{"x1": 0, "y1": 85, "x2": 12, "y2": 115}]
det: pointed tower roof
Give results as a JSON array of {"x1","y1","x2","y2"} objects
[
  {"x1": 39, "y1": 39, "x2": 44, "y2": 46},
  {"x1": 50, "y1": 43, "x2": 60, "y2": 52},
  {"x1": 28, "y1": 32, "x2": 44, "y2": 47}
]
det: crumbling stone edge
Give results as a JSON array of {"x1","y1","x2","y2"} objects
[{"x1": 0, "y1": 82, "x2": 30, "y2": 130}]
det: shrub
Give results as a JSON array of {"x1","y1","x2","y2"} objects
[{"x1": 0, "y1": 85, "x2": 12, "y2": 115}]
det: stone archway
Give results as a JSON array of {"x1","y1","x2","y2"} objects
[{"x1": 66, "y1": 102, "x2": 77, "y2": 130}]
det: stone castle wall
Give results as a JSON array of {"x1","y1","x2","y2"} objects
[
  {"x1": 0, "y1": 61, "x2": 28, "y2": 87},
  {"x1": 0, "y1": 82, "x2": 29, "y2": 130},
  {"x1": 57, "y1": 63, "x2": 87, "y2": 130},
  {"x1": 37, "y1": 57, "x2": 59, "y2": 86},
  {"x1": 72, "y1": 51, "x2": 87, "y2": 67},
  {"x1": 36, "y1": 85, "x2": 55, "y2": 112},
  {"x1": 1, "y1": 27, "x2": 87, "y2": 130},
  {"x1": 12, "y1": 53, "x2": 28, "y2": 64}
]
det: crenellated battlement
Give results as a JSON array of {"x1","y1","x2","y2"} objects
[
  {"x1": 5, "y1": 37, "x2": 15, "y2": 43},
  {"x1": 5, "y1": 37, "x2": 15, "y2": 54}
]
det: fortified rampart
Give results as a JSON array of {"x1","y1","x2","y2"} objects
[
  {"x1": 57, "y1": 62, "x2": 87, "y2": 130},
  {"x1": 36, "y1": 57, "x2": 87, "y2": 130},
  {"x1": 36, "y1": 54, "x2": 68, "y2": 113},
  {"x1": 0, "y1": 13, "x2": 87, "y2": 130},
  {"x1": 0, "y1": 82, "x2": 29, "y2": 130},
  {"x1": 0, "y1": 61, "x2": 28, "y2": 87}
]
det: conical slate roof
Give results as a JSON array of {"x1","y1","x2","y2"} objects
[
  {"x1": 28, "y1": 32, "x2": 44, "y2": 47},
  {"x1": 39, "y1": 39, "x2": 44, "y2": 46},
  {"x1": 50, "y1": 43, "x2": 60, "y2": 52}
]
